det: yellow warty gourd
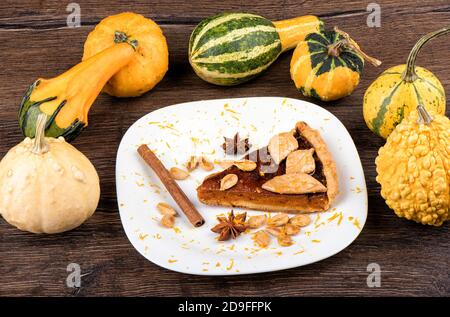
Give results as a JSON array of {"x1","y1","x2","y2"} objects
[{"x1": 375, "y1": 105, "x2": 449, "y2": 226}]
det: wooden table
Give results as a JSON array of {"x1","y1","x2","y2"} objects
[{"x1": 0, "y1": 0, "x2": 449, "y2": 297}]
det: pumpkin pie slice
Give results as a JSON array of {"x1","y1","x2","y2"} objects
[{"x1": 197, "y1": 122, "x2": 338, "y2": 213}]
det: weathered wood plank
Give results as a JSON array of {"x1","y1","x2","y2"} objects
[
  {"x1": 0, "y1": 0, "x2": 449, "y2": 27},
  {"x1": 0, "y1": 0, "x2": 449, "y2": 296}
]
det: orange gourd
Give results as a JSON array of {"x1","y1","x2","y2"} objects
[{"x1": 83, "y1": 12, "x2": 169, "y2": 97}]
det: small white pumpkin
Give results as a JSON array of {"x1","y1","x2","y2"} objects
[{"x1": 0, "y1": 114, "x2": 100, "y2": 233}]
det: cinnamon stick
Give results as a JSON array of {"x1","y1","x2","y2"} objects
[{"x1": 137, "y1": 144, "x2": 205, "y2": 227}]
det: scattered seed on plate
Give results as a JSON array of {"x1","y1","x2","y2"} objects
[
  {"x1": 199, "y1": 156, "x2": 214, "y2": 171},
  {"x1": 284, "y1": 223, "x2": 300, "y2": 235},
  {"x1": 252, "y1": 230, "x2": 271, "y2": 248},
  {"x1": 277, "y1": 232, "x2": 293, "y2": 247},
  {"x1": 289, "y1": 214, "x2": 311, "y2": 227},
  {"x1": 156, "y1": 202, "x2": 178, "y2": 217},
  {"x1": 170, "y1": 167, "x2": 190, "y2": 180},
  {"x1": 267, "y1": 213, "x2": 289, "y2": 227},
  {"x1": 265, "y1": 226, "x2": 282, "y2": 237},
  {"x1": 247, "y1": 214, "x2": 267, "y2": 229},
  {"x1": 234, "y1": 160, "x2": 257, "y2": 171},
  {"x1": 185, "y1": 156, "x2": 199, "y2": 171},
  {"x1": 215, "y1": 160, "x2": 234, "y2": 169},
  {"x1": 161, "y1": 214, "x2": 175, "y2": 228}
]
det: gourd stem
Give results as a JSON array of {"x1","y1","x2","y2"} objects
[
  {"x1": 417, "y1": 104, "x2": 433, "y2": 125},
  {"x1": 32, "y1": 114, "x2": 49, "y2": 154},
  {"x1": 114, "y1": 31, "x2": 139, "y2": 50},
  {"x1": 403, "y1": 26, "x2": 450, "y2": 82},
  {"x1": 328, "y1": 27, "x2": 381, "y2": 67}
]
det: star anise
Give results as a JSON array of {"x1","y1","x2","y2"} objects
[
  {"x1": 211, "y1": 210, "x2": 247, "y2": 241},
  {"x1": 222, "y1": 133, "x2": 251, "y2": 155}
]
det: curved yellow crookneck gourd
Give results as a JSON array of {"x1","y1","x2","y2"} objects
[{"x1": 19, "y1": 31, "x2": 137, "y2": 140}]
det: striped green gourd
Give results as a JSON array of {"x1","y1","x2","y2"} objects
[{"x1": 189, "y1": 12, "x2": 323, "y2": 86}]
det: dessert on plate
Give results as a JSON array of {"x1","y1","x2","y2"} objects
[{"x1": 197, "y1": 121, "x2": 338, "y2": 213}]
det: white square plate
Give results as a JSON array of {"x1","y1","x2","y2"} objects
[{"x1": 116, "y1": 97, "x2": 367, "y2": 275}]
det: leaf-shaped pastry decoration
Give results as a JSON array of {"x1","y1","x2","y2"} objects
[
  {"x1": 268, "y1": 132, "x2": 298, "y2": 165},
  {"x1": 286, "y1": 149, "x2": 315, "y2": 174},
  {"x1": 262, "y1": 173, "x2": 327, "y2": 194}
]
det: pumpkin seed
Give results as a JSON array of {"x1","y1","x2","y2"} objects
[
  {"x1": 170, "y1": 167, "x2": 190, "y2": 180},
  {"x1": 199, "y1": 156, "x2": 214, "y2": 171},
  {"x1": 161, "y1": 214, "x2": 175, "y2": 228},
  {"x1": 289, "y1": 214, "x2": 311, "y2": 227},
  {"x1": 267, "y1": 213, "x2": 289, "y2": 227},
  {"x1": 284, "y1": 223, "x2": 300, "y2": 235},
  {"x1": 185, "y1": 156, "x2": 199, "y2": 171},
  {"x1": 247, "y1": 214, "x2": 267, "y2": 229},
  {"x1": 156, "y1": 202, "x2": 178, "y2": 217},
  {"x1": 265, "y1": 226, "x2": 282, "y2": 237},
  {"x1": 215, "y1": 160, "x2": 234, "y2": 169},
  {"x1": 253, "y1": 230, "x2": 271, "y2": 248},
  {"x1": 220, "y1": 174, "x2": 238, "y2": 191},
  {"x1": 277, "y1": 232, "x2": 293, "y2": 247}
]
